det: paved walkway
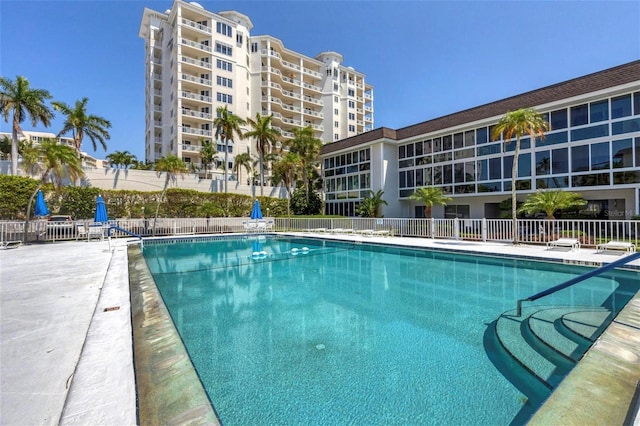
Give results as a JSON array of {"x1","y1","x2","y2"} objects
[
  {"x1": 0, "y1": 239, "x2": 136, "y2": 426},
  {"x1": 0, "y1": 234, "x2": 637, "y2": 425}
]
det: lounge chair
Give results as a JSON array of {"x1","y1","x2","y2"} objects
[
  {"x1": 87, "y1": 225, "x2": 105, "y2": 241},
  {"x1": 595, "y1": 241, "x2": 636, "y2": 253},
  {"x1": 547, "y1": 238, "x2": 580, "y2": 251},
  {"x1": 256, "y1": 220, "x2": 267, "y2": 232},
  {"x1": 243, "y1": 221, "x2": 257, "y2": 231},
  {"x1": 76, "y1": 224, "x2": 88, "y2": 240},
  {"x1": 1, "y1": 240, "x2": 22, "y2": 249}
]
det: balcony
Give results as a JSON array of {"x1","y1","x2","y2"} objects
[
  {"x1": 181, "y1": 127, "x2": 212, "y2": 137},
  {"x1": 180, "y1": 18, "x2": 212, "y2": 34},
  {"x1": 181, "y1": 91, "x2": 212, "y2": 103},
  {"x1": 180, "y1": 55, "x2": 211, "y2": 70},
  {"x1": 181, "y1": 73, "x2": 212, "y2": 86},
  {"x1": 182, "y1": 108, "x2": 212, "y2": 120},
  {"x1": 182, "y1": 144, "x2": 203, "y2": 152},
  {"x1": 180, "y1": 37, "x2": 212, "y2": 53},
  {"x1": 303, "y1": 95, "x2": 323, "y2": 106}
]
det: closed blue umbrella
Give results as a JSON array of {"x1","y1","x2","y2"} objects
[
  {"x1": 94, "y1": 195, "x2": 108, "y2": 223},
  {"x1": 250, "y1": 199, "x2": 263, "y2": 220},
  {"x1": 34, "y1": 190, "x2": 49, "y2": 217}
]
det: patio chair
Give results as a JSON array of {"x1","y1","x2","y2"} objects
[
  {"x1": 595, "y1": 241, "x2": 636, "y2": 254},
  {"x1": 1, "y1": 240, "x2": 22, "y2": 249},
  {"x1": 76, "y1": 224, "x2": 88, "y2": 241},
  {"x1": 87, "y1": 224, "x2": 105, "y2": 242},
  {"x1": 547, "y1": 238, "x2": 580, "y2": 251}
]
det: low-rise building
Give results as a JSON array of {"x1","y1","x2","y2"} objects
[{"x1": 320, "y1": 60, "x2": 640, "y2": 219}]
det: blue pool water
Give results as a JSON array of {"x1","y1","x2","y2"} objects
[{"x1": 143, "y1": 236, "x2": 638, "y2": 425}]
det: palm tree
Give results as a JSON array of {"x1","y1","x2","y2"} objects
[
  {"x1": 131, "y1": 159, "x2": 153, "y2": 170},
  {"x1": 213, "y1": 106, "x2": 245, "y2": 192},
  {"x1": 233, "y1": 151, "x2": 253, "y2": 185},
  {"x1": 21, "y1": 138, "x2": 83, "y2": 242},
  {"x1": 272, "y1": 152, "x2": 302, "y2": 216},
  {"x1": 519, "y1": 190, "x2": 586, "y2": 219},
  {"x1": 493, "y1": 108, "x2": 549, "y2": 243},
  {"x1": 356, "y1": 189, "x2": 388, "y2": 218},
  {"x1": 106, "y1": 150, "x2": 137, "y2": 169},
  {"x1": 287, "y1": 126, "x2": 322, "y2": 204},
  {"x1": 408, "y1": 187, "x2": 452, "y2": 218},
  {"x1": 153, "y1": 154, "x2": 188, "y2": 235},
  {"x1": 244, "y1": 113, "x2": 281, "y2": 196},
  {"x1": 200, "y1": 138, "x2": 217, "y2": 179},
  {"x1": 52, "y1": 97, "x2": 111, "y2": 155},
  {"x1": 0, "y1": 75, "x2": 54, "y2": 175}
]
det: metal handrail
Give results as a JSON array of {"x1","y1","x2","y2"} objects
[
  {"x1": 108, "y1": 226, "x2": 143, "y2": 249},
  {"x1": 516, "y1": 251, "x2": 640, "y2": 316}
]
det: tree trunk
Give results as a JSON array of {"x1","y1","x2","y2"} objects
[
  {"x1": 11, "y1": 117, "x2": 19, "y2": 176},
  {"x1": 511, "y1": 137, "x2": 520, "y2": 244},
  {"x1": 259, "y1": 155, "x2": 264, "y2": 197},
  {"x1": 22, "y1": 183, "x2": 44, "y2": 243},
  {"x1": 223, "y1": 138, "x2": 228, "y2": 193},
  {"x1": 153, "y1": 175, "x2": 169, "y2": 236}
]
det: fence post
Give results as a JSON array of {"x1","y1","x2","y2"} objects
[
  {"x1": 430, "y1": 218, "x2": 435, "y2": 238},
  {"x1": 454, "y1": 218, "x2": 460, "y2": 240},
  {"x1": 482, "y1": 218, "x2": 487, "y2": 242}
]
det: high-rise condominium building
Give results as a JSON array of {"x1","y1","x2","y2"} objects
[{"x1": 139, "y1": 0, "x2": 373, "y2": 178}]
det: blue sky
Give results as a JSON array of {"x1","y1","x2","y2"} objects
[{"x1": 1, "y1": 0, "x2": 638, "y2": 160}]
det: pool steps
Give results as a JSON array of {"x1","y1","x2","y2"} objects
[{"x1": 493, "y1": 306, "x2": 611, "y2": 391}]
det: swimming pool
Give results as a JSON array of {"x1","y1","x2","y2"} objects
[{"x1": 142, "y1": 236, "x2": 639, "y2": 425}]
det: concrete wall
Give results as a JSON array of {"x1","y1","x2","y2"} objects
[{"x1": 0, "y1": 161, "x2": 287, "y2": 198}]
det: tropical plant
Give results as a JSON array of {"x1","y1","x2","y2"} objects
[
  {"x1": 0, "y1": 75, "x2": 54, "y2": 175},
  {"x1": 290, "y1": 187, "x2": 322, "y2": 215},
  {"x1": 106, "y1": 150, "x2": 137, "y2": 169},
  {"x1": 233, "y1": 151, "x2": 253, "y2": 184},
  {"x1": 244, "y1": 113, "x2": 281, "y2": 196},
  {"x1": 287, "y1": 126, "x2": 322, "y2": 205},
  {"x1": 152, "y1": 154, "x2": 188, "y2": 235},
  {"x1": 356, "y1": 189, "x2": 388, "y2": 218},
  {"x1": 213, "y1": 106, "x2": 246, "y2": 192},
  {"x1": 21, "y1": 138, "x2": 83, "y2": 242},
  {"x1": 492, "y1": 108, "x2": 549, "y2": 243},
  {"x1": 518, "y1": 190, "x2": 587, "y2": 219},
  {"x1": 271, "y1": 152, "x2": 301, "y2": 216},
  {"x1": 199, "y1": 138, "x2": 217, "y2": 179},
  {"x1": 408, "y1": 187, "x2": 452, "y2": 218},
  {"x1": 131, "y1": 159, "x2": 153, "y2": 170},
  {"x1": 0, "y1": 135, "x2": 11, "y2": 160},
  {"x1": 52, "y1": 97, "x2": 111, "y2": 155}
]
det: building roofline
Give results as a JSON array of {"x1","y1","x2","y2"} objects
[{"x1": 321, "y1": 60, "x2": 640, "y2": 155}]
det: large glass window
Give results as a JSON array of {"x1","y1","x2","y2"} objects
[
  {"x1": 489, "y1": 157, "x2": 501, "y2": 180},
  {"x1": 537, "y1": 131, "x2": 568, "y2": 147},
  {"x1": 477, "y1": 159, "x2": 488, "y2": 181},
  {"x1": 571, "y1": 145, "x2": 590, "y2": 172},
  {"x1": 571, "y1": 124, "x2": 609, "y2": 142},
  {"x1": 476, "y1": 127, "x2": 488, "y2": 144},
  {"x1": 612, "y1": 139, "x2": 633, "y2": 168},
  {"x1": 415, "y1": 141, "x2": 423, "y2": 156},
  {"x1": 591, "y1": 142, "x2": 610, "y2": 170},
  {"x1": 611, "y1": 94, "x2": 632, "y2": 119},
  {"x1": 572, "y1": 173, "x2": 610, "y2": 187},
  {"x1": 536, "y1": 150, "x2": 550, "y2": 175},
  {"x1": 612, "y1": 118, "x2": 640, "y2": 135},
  {"x1": 636, "y1": 137, "x2": 640, "y2": 167},
  {"x1": 503, "y1": 156, "x2": 513, "y2": 179},
  {"x1": 634, "y1": 92, "x2": 640, "y2": 115},
  {"x1": 570, "y1": 104, "x2": 589, "y2": 126},
  {"x1": 454, "y1": 133, "x2": 464, "y2": 149},
  {"x1": 550, "y1": 109, "x2": 568, "y2": 129},
  {"x1": 518, "y1": 153, "x2": 531, "y2": 177},
  {"x1": 443, "y1": 164, "x2": 453, "y2": 184},
  {"x1": 433, "y1": 166, "x2": 443, "y2": 185},
  {"x1": 443, "y1": 135, "x2": 452, "y2": 151},
  {"x1": 552, "y1": 148, "x2": 569, "y2": 174},
  {"x1": 590, "y1": 100, "x2": 609, "y2": 122},
  {"x1": 464, "y1": 130, "x2": 475, "y2": 147}
]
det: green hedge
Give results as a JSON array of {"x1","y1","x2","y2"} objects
[{"x1": 0, "y1": 175, "x2": 289, "y2": 220}]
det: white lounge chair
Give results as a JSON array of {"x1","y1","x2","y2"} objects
[
  {"x1": 76, "y1": 224, "x2": 88, "y2": 240},
  {"x1": 595, "y1": 241, "x2": 636, "y2": 253},
  {"x1": 547, "y1": 238, "x2": 580, "y2": 251},
  {"x1": 1, "y1": 240, "x2": 22, "y2": 249},
  {"x1": 87, "y1": 225, "x2": 105, "y2": 241}
]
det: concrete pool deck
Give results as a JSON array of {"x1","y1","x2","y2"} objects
[{"x1": 0, "y1": 234, "x2": 638, "y2": 425}]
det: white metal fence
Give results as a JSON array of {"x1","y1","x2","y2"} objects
[{"x1": 1, "y1": 217, "x2": 639, "y2": 247}]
